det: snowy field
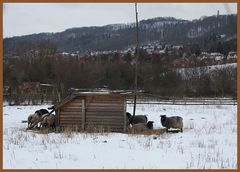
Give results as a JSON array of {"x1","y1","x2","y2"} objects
[{"x1": 3, "y1": 102, "x2": 237, "y2": 169}]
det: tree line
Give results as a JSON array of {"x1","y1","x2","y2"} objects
[{"x1": 4, "y1": 44, "x2": 236, "y2": 105}]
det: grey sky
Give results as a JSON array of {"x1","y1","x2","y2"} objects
[{"x1": 3, "y1": 3, "x2": 237, "y2": 38}]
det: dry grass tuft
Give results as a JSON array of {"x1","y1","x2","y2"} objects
[
  {"x1": 84, "y1": 125, "x2": 111, "y2": 134},
  {"x1": 23, "y1": 124, "x2": 167, "y2": 136},
  {"x1": 127, "y1": 128, "x2": 167, "y2": 135}
]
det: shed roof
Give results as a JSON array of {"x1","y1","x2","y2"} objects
[
  {"x1": 54, "y1": 90, "x2": 137, "y2": 110},
  {"x1": 67, "y1": 88, "x2": 144, "y2": 95}
]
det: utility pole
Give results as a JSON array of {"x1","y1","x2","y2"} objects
[{"x1": 133, "y1": 3, "x2": 139, "y2": 117}]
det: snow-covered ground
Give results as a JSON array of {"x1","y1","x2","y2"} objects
[
  {"x1": 3, "y1": 102, "x2": 237, "y2": 169},
  {"x1": 177, "y1": 63, "x2": 237, "y2": 79}
]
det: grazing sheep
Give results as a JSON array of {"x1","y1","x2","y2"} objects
[
  {"x1": 28, "y1": 113, "x2": 43, "y2": 129},
  {"x1": 131, "y1": 121, "x2": 154, "y2": 132},
  {"x1": 39, "y1": 114, "x2": 49, "y2": 128},
  {"x1": 126, "y1": 112, "x2": 148, "y2": 125},
  {"x1": 27, "y1": 114, "x2": 35, "y2": 129},
  {"x1": 41, "y1": 115, "x2": 56, "y2": 130},
  {"x1": 34, "y1": 109, "x2": 49, "y2": 116},
  {"x1": 160, "y1": 115, "x2": 183, "y2": 132}
]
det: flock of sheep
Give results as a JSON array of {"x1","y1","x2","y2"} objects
[
  {"x1": 26, "y1": 107, "x2": 183, "y2": 133},
  {"x1": 27, "y1": 107, "x2": 56, "y2": 131},
  {"x1": 126, "y1": 112, "x2": 183, "y2": 133}
]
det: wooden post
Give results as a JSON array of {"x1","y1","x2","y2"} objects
[
  {"x1": 123, "y1": 98, "x2": 127, "y2": 132},
  {"x1": 57, "y1": 109, "x2": 60, "y2": 126},
  {"x1": 133, "y1": 2, "x2": 139, "y2": 117},
  {"x1": 81, "y1": 98, "x2": 86, "y2": 130}
]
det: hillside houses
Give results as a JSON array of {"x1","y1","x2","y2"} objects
[
  {"x1": 227, "y1": 51, "x2": 237, "y2": 62},
  {"x1": 210, "y1": 52, "x2": 225, "y2": 62},
  {"x1": 20, "y1": 40, "x2": 234, "y2": 69},
  {"x1": 197, "y1": 52, "x2": 223, "y2": 64},
  {"x1": 57, "y1": 42, "x2": 236, "y2": 68},
  {"x1": 197, "y1": 52, "x2": 236, "y2": 64}
]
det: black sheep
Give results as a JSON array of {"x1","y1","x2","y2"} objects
[
  {"x1": 126, "y1": 112, "x2": 148, "y2": 125},
  {"x1": 35, "y1": 109, "x2": 49, "y2": 116}
]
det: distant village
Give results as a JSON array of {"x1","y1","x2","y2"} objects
[{"x1": 59, "y1": 42, "x2": 237, "y2": 68}]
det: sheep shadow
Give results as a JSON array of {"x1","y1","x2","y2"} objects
[
  {"x1": 166, "y1": 130, "x2": 182, "y2": 134},
  {"x1": 127, "y1": 128, "x2": 167, "y2": 135}
]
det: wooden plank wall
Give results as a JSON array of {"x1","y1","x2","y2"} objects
[
  {"x1": 59, "y1": 98, "x2": 83, "y2": 128},
  {"x1": 85, "y1": 95, "x2": 125, "y2": 132}
]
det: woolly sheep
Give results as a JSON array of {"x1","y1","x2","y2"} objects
[
  {"x1": 41, "y1": 115, "x2": 56, "y2": 130},
  {"x1": 27, "y1": 109, "x2": 51, "y2": 130},
  {"x1": 131, "y1": 121, "x2": 154, "y2": 132},
  {"x1": 34, "y1": 109, "x2": 49, "y2": 116},
  {"x1": 126, "y1": 112, "x2": 148, "y2": 125},
  {"x1": 160, "y1": 115, "x2": 183, "y2": 132},
  {"x1": 28, "y1": 113, "x2": 43, "y2": 129},
  {"x1": 27, "y1": 114, "x2": 35, "y2": 129}
]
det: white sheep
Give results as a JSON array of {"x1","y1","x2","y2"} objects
[
  {"x1": 27, "y1": 113, "x2": 44, "y2": 129},
  {"x1": 160, "y1": 115, "x2": 183, "y2": 132},
  {"x1": 131, "y1": 121, "x2": 154, "y2": 132}
]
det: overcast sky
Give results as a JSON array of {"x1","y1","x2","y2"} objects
[{"x1": 3, "y1": 3, "x2": 237, "y2": 38}]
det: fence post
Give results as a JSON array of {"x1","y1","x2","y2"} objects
[
  {"x1": 123, "y1": 98, "x2": 127, "y2": 132},
  {"x1": 81, "y1": 99, "x2": 86, "y2": 130}
]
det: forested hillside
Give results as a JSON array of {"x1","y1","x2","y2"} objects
[{"x1": 4, "y1": 14, "x2": 237, "y2": 55}]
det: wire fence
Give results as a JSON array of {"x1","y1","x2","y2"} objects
[
  {"x1": 127, "y1": 97, "x2": 237, "y2": 105},
  {"x1": 3, "y1": 92, "x2": 237, "y2": 106}
]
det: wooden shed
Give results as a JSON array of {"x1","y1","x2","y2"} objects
[{"x1": 54, "y1": 91, "x2": 128, "y2": 132}]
